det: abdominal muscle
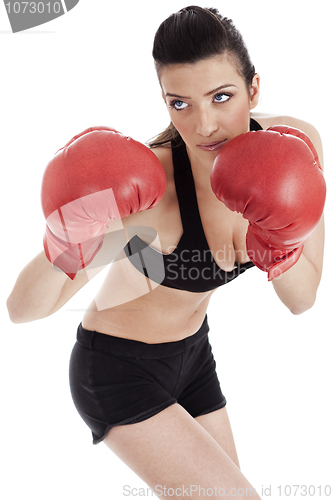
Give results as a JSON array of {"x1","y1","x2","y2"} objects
[{"x1": 81, "y1": 254, "x2": 216, "y2": 343}]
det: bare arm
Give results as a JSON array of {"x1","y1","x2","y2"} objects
[
  {"x1": 6, "y1": 250, "x2": 101, "y2": 323},
  {"x1": 267, "y1": 116, "x2": 325, "y2": 314},
  {"x1": 6, "y1": 217, "x2": 139, "y2": 324},
  {"x1": 271, "y1": 216, "x2": 325, "y2": 314}
]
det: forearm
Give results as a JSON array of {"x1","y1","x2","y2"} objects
[
  {"x1": 271, "y1": 253, "x2": 320, "y2": 314},
  {"x1": 271, "y1": 216, "x2": 325, "y2": 314},
  {"x1": 7, "y1": 250, "x2": 69, "y2": 323}
]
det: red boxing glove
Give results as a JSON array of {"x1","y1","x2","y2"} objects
[
  {"x1": 210, "y1": 125, "x2": 326, "y2": 280},
  {"x1": 41, "y1": 126, "x2": 167, "y2": 279}
]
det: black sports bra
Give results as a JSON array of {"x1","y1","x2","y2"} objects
[{"x1": 124, "y1": 119, "x2": 262, "y2": 293}]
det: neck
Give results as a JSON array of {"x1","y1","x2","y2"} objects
[{"x1": 186, "y1": 145, "x2": 215, "y2": 190}]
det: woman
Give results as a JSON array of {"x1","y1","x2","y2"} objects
[{"x1": 7, "y1": 6, "x2": 325, "y2": 499}]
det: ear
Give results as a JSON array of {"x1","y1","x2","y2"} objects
[{"x1": 249, "y1": 73, "x2": 260, "y2": 110}]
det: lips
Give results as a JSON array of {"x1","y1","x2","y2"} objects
[{"x1": 197, "y1": 140, "x2": 227, "y2": 152}]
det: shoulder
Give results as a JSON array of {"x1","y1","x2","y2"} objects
[
  {"x1": 251, "y1": 112, "x2": 324, "y2": 167},
  {"x1": 150, "y1": 144, "x2": 175, "y2": 182}
]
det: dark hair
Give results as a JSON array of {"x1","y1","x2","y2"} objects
[{"x1": 148, "y1": 6, "x2": 256, "y2": 148}]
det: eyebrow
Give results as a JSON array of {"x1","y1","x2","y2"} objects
[{"x1": 165, "y1": 84, "x2": 238, "y2": 99}]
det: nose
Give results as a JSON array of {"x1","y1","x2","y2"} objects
[{"x1": 195, "y1": 107, "x2": 218, "y2": 137}]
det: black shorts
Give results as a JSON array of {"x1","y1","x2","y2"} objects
[{"x1": 69, "y1": 315, "x2": 226, "y2": 444}]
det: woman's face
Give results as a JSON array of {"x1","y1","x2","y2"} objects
[{"x1": 160, "y1": 54, "x2": 260, "y2": 167}]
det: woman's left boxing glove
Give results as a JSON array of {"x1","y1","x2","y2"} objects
[
  {"x1": 210, "y1": 125, "x2": 326, "y2": 280},
  {"x1": 41, "y1": 126, "x2": 167, "y2": 279}
]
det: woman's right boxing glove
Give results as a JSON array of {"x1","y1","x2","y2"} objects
[{"x1": 41, "y1": 126, "x2": 167, "y2": 279}]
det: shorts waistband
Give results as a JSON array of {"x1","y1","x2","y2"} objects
[{"x1": 76, "y1": 315, "x2": 209, "y2": 359}]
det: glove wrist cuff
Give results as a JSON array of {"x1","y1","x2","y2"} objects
[
  {"x1": 246, "y1": 225, "x2": 303, "y2": 280},
  {"x1": 43, "y1": 225, "x2": 82, "y2": 279},
  {"x1": 267, "y1": 246, "x2": 303, "y2": 281}
]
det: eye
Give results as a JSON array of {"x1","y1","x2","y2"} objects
[
  {"x1": 213, "y1": 93, "x2": 232, "y2": 103},
  {"x1": 169, "y1": 100, "x2": 189, "y2": 111}
]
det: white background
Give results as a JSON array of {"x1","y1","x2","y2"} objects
[{"x1": 1, "y1": 1, "x2": 332, "y2": 499}]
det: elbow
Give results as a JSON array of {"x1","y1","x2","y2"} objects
[
  {"x1": 7, "y1": 295, "x2": 54, "y2": 324},
  {"x1": 288, "y1": 295, "x2": 317, "y2": 315},
  {"x1": 6, "y1": 297, "x2": 25, "y2": 324},
  {"x1": 7, "y1": 303, "x2": 22, "y2": 324},
  {"x1": 9, "y1": 316, "x2": 27, "y2": 324},
  {"x1": 6, "y1": 296, "x2": 35, "y2": 324}
]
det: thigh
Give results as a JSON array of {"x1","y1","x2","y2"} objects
[
  {"x1": 195, "y1": 406, "x2": 240, "y2": 468},
  {"x1": 103, "y1": 403, "x2": 260, "y2": 500}
]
